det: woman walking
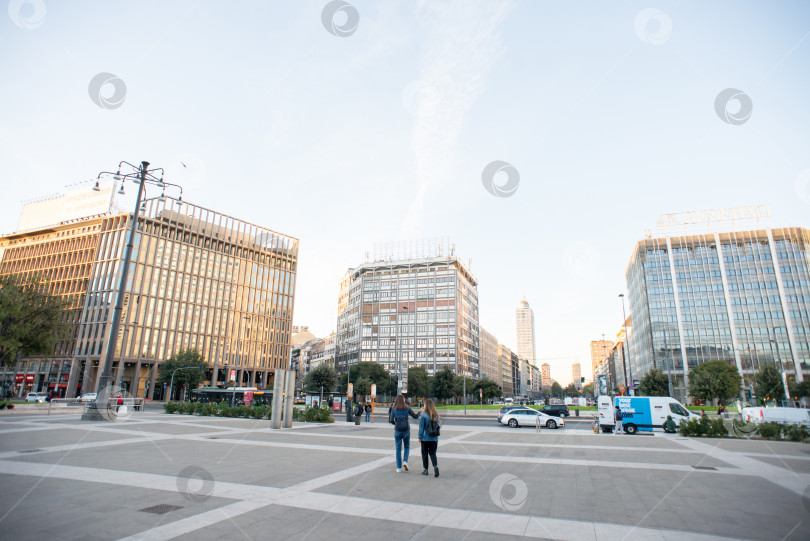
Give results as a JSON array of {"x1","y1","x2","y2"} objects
[
  {"x1": 388, "y1": 394, "x2": 419, "y2": 472},
  {"x1": 418, "y1": 399, "x2": 441, "y2": 477}
]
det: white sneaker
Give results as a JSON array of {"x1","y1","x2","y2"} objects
[
  {"x1": 396, "y1": 468, "x2": 402, "y2": 473},
  {"x1": 403, "y1": 463, "x2": 409, "y2": 472}
]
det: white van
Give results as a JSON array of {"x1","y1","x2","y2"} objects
[
  {"x1": 742, "y1": 407, "x2": 810, "y2": 426},
  {"x1": 503, "y1": 398, "x2": 514, "y2": 405},
  {"x1": 598, "y1": 395, "x2": 698, "y2": 434}
]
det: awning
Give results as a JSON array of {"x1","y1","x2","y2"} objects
[
  {"x1": 15, "y1": 374, "x2": 24, "y2": 383},
  {"x1": 25, "y1": 374, "x2": 35, "y2": 383}
]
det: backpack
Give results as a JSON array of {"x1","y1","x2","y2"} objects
[
  {"x1": 426, "y1": 416, "x2": 441, "y2": 437},
  {"x1": 390, "y1": 408, "x2": 409, "y2": 431}
]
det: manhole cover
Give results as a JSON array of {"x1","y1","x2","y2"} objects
[
  {"x1": 692, "y1": 465, "x2": 717, "y2": 471},
  {"x1": 139, "y1": 504, "x2": 183, "y2": 515},
  {"x1": 19, "y1": 449, "x2": 42, "y2": 453}
]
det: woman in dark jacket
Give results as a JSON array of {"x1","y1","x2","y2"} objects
[
  {"x1": 388, "y1": 394, "x2": 419, "y2": 472},
  {"x1": 418, "y1": 398, "x2": 440, "y2": 477}
]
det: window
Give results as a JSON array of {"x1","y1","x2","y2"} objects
[{"x1": 669, "y1": 403, "x2": 689, "y2": 417}]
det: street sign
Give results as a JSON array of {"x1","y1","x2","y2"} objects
[
  {"x1": 371, "y1": 384, "x2": 377, "y2": 398},
  {"x1": 229, "y1": 369, "x2": 236, "y2": 382},
  {"x1": 347, "y1": 382, "x2": 353, "y2": 399}
]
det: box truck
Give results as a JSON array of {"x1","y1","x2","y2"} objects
[{"x1": 598, "y1": 395, "x2": 698, "y2": 434}]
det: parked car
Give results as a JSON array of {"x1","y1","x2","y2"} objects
[
  {"x1": 541, "y1": 404, "x2": 570, "y2": 417},
  {"x1": 25, "y1": 392, "x2": 48, "y2": 403},
  {"x1": 500, "y1": 407, "x2": 564, "y2": 429},
  {"x1": 497, "y1": 405, "x2": 523, "y2": 423},
  {"x1": 79, "y1": 393, "x2": 98, "y2": 403},
  {"x1": 493, "y1": 401, "x2": 505, "y2": 406},
  {"x1": 742, "y1": 407, "x2": 810, "y2": 427}
]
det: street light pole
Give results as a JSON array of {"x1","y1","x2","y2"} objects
[
  {"x1": 618, "y1": 294, "x2": 634, "y2": 395},
  {"x1": 770, "y1": 337, "x2": 791, "y2": 404},
  {"x1": 83, "y1": 161, "x2": 181, "y2": 421}
]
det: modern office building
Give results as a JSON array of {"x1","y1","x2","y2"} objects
[
  {"x1": 541, "y1": 362, "x2": 551, "y2": 387},
  {"x1": 590, "y1": 339, "x2": 614, "y2": 380},
  {"x1": 515, "y1": 298, "x2": 536, "y2": 364},
  {"x1": 626, "y1": 226, "x2": 810, "y2": 400},
  {"x1": 572, "y1": 363, "x2": 581, "y2": 387},
  {"x1": 335, "y1": 254, "x2": 480, "y2": 384},
  {"x1": 0, "y1": 185, "x2": 298, "y2": 399},
  {"x1": 479, "y1": 327, "x2": 501, "y2": 390}
]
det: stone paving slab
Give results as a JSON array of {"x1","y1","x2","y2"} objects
[
  {"x1": 748, "y1": 454, "x2": 810, "y2": 474},
  {"x1": 0, "y1": 413, "x2": 809, "y2": 540},
  {"x1": 439, "y1": 443, "x2": 733, "y2": 468}
]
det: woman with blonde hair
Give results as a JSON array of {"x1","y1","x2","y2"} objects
[
  {"x1": 388, "y1": 394, "x2": 419, "y2": 472},
  {"x1": 418, "y1": 398, "x2": 441, "y2": 477}
]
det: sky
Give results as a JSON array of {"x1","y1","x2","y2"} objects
[{"x1": 2, "y1": 1, "x2": 809, "y2": 386}]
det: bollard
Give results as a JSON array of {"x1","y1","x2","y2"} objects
[
  {"x1": 575, "y1": 409, "x2": 579, "y2": 417},
  {"x1": 271, "y1": 369, "x2": 285, "y2": 429}
]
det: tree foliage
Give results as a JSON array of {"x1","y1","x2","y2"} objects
[
  {"x1": 354, "y1": 376, "x2": 372, "y2": 397},
  {"x1": 454, "y1": 376, "x2": 475, "y2": 397},
  {"x1": 431, "y1": 367, "x2": 456, "y2": 401},
  {"x1": 790, "y1": 379, "x2": 810, "y2": 399},
  {"x1": 475, "y1": 378, "x2": 501, "y2": 400},
  {"x1": 688, "y1": 360, "x2": 741, "y2": 404},
  {"x1": 564, "y1": 383, "x2": 580, "y2": 397},
  {"x1": 638, "y1": 368, "x2": 670, "y2": 397},
  {"x1": 305, "y1": 362, "x2": 338, "y2": 393},
  {"x1": 582, "y1": 382, "x2": 594, "y2": 397},
  {"x1": 753, "y1": 364, "x2": 784, "y2": 403},
  {"x1": 157, "y1": 349, "x2": 205, "y2": 399},
  {"x1": 550, "y1": 381, "x2": 563, "y2": 397},
  {"x1": 407, "y1": 366, "x2": 431, "y2": 398},
  {"x1": 341, "y1": 362, "x2": 393, "y2": 393},
  {"x1": 0, "y1": 275, "x2": 70, "y2": 366}
]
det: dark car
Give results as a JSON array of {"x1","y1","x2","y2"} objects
[{"x1": 541, "y1": 404, "x2": 570, "y2": 417}]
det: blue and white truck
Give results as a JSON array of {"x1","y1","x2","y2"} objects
[{"x1": 598, "y1": 395, "x2": 698, "y2": 434}]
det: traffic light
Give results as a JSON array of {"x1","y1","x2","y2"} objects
[{"x1": 581, "y1": 377, "x2": 585, "y2": 383}]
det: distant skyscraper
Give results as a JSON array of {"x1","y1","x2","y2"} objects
[
  {"x1": 541, "y1": 363, "x2": 551, "y2": 387},
  {"x1": 590, "y1": 340, "x2": 614, "y2": 379},
  {"x1": 572, "y1": 363, "x2": 581, "y2": 387},
  {"x1": 515, "y1": 298, "x2": 536, "y2": 364}
]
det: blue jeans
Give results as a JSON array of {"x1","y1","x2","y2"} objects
[
  {"x1": 394, "y1": 430, "x2": 410, "y2": 468},
  {"x1": 365, "y1": 411, "x2": 371, "y2": 422}
]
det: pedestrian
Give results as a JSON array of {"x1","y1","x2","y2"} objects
[
  {"x1": 353, "y1": 401, "x2": 364, "y2": 425},
  {"x1": 700, "y1": 409, "x2": 706, "y2": 417},
  {"x1": 328, "y1": 397, "x2": 334, "y2": 410},
  {"x1": 364, "y1": 402, "x2": 372, "y2": 422},
  {"x1": 418, "y1": 398, "x2": 441, "y2": 477},
  {"x1": 663, "y1": 415, "x2": 677, "y2": 433},
  {"x1": 614, "y1": 405, "x2": 623, "y2": 435},
  {"x1": 388, "y1": 394, "x2": 419, "y2": 472}
]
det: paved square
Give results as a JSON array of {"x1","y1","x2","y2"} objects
[{"x1": 1, "y1": 411, "x2": 809, "y2": 540}]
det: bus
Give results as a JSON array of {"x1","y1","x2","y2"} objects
[{"x1": 191, "y1": 387, "x2": 273, "y2": 406}]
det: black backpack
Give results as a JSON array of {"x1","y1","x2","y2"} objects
[
  {"x1": 426, "y1": 416, "x2": 441, "y2": 437},
  {"x1": 390, "y1": 408, "x2": 410, "y2": 431}
]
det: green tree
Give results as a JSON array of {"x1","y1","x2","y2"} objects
[
  {"x1": 790, "y1": 379, "x2": 810, "y2": 399},
  {"x1": 354, "y1": 376, "x2": 372, "y2": 398},
  {"x1": 304, "y1": 362, "x2": 338, "y2": 393},
  {"x1": 475, "y1": 378, "x2": 501, "y2": 401},
  {"x1": 564, "y1": 383, "x2": 580, "y2": 397},
  {"x1": 157, "y1": 349, "x2": 205, "y2": 400},
  {"x1": 638, "y1": 368, "x2": 670, "y2": 397},
  {"x1": 432, "y1": 367, "x2": 456, "y2": 401},
  {"x1": 753, "y1": 364, "x2": 785, "y2": 404},
  {"x1": 0, "y1": 275, "x2": 70, "y2": 367},
  {"x1": 340, "y1": 362, "x2": 391, "y2": 391},
  {"x1": 688, "y1": 360, "x2": 741, "y2": 405},
  {"x1": 454, "y1": 376, "x2": 475, "y2": 398},
  {"x1": 582, "y1": 382, "x2": 594, "y2": 397},
  {"x1": 407, "y1": 366, "x2": 431, "y2": 398},
  {"x1": 550, "y1": 381, "x2": 563, "y2": 398}
]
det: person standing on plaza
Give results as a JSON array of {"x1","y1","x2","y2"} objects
[
  {"x1": 614, "y1": 405, "x2": 623, "y2": 435},
  {"x1": 418, "y1": 398, "x2": 441, "y2": 477},
  {"x1": 364, "y1": 402, "x2": 372, "y2": 422},
  {"x1": 388, "y1": 394, "x2": 419, "y2": 472}
]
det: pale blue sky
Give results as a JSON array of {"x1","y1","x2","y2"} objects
[{"x1": 2, "y1": 1, "x2": 809, "y2": 385}]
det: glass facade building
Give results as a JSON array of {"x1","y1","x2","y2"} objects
[
  {"x1": 0, "y1": 197, "x2": 298, "y2": 399},
  {"x1": 626, "y1": 227, "x2": 810, "y2": 400},
  {"x1": 335, "y1": 256, "x2": 480, "y2": 384}
]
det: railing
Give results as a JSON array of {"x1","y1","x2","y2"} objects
[{"x1": 48, "y1": 397, "x2": 145, "y2": 416}]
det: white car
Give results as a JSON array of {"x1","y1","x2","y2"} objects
[
  {"x1": 25, "y1": 392, "x2": 48, "y2": 403},
  {"x1": 79, "y1": 393, "x2": 98, "y2": 403},
  {"x1": 500, "y1": 407, "x2": 565, "y2": 429}
]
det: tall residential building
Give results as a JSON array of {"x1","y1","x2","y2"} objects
[
  {"x1": 590, "y1": 339, "x2": 614, "y2": 379},
  {"x1": 0, "y1": 188, "x2": 298, "y2": 399},
  {"x1": 515, "y1": 298, "x2": 536, "y2": 363},
  {"x1": 497, "y1": 344, "x2": 519, "y2": 397},
  {"x1": 541, "y1": 362, "x2": 551, "y2": 387},
  {"x1": 626, "y1": 226, "x2": 810, "y2": 401},
  {"x1": 480, "y1": 327, "x2": 501, "y2": 391},
  {"x1": 335, "y1": 255, "x2": 480, "y2": 382},
  {"x1": 572, "y1": 363, "x2": 581, "y2": 387}
]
